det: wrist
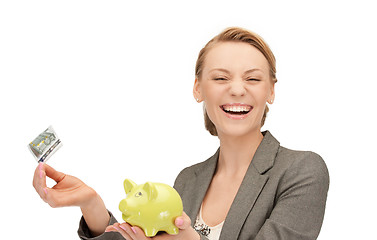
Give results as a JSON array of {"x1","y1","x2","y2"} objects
[
  {"x1": 80, "y1": 192, "x2": 110, "y2": 237},
  {"x1": 79, "y1": 186, "x2": 99, "y2": 209}
]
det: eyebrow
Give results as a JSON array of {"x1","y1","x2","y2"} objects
[
  {"x1": 209, "y1": 68, "x2": 264, "y2": 74},
  {"x1": 244, "y1": 68, "x2": 264, "y2": 74}
]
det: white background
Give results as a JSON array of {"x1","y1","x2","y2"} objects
[{"x1": 1, "y1": 0, "x2": 376, "y2": 239}]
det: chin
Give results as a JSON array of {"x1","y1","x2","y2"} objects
[{"x1": 217, "y1": 124, "x2": 260, "y2": 138}]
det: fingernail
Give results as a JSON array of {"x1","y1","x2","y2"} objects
[
  {"x1": 131, "y1": 227, "x2": 137, "y2": 234},
  {"x1": 114, "y1": 226, "x2": 121, "y2": 232},
  {"x1": 44, "y1": 188, "x2": 48, "y2": 194},
  {"x1": 119, "y1": 225, "x2": 127, "y2": 232},
  {"x1": 176, "y1": 218, "x2": 184, "y2": 226}
]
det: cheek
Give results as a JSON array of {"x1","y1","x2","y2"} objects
[
  {"x1": 247, "y1": 86, "x2": 270, "y2": 119},
  {"x1": 201, "y1": 83, "x2": 222, "y2": 108},
  {"x1": 201, "y1": 81, "x2": 219, "y2": 98},
  {"x1": 201, "y1": 87, "x2": 223, "y2": 124},
  {"x1": 249, "y1": 84, "x2": 271, "y2": 103},
  {"x1": 203, "y1": 96, "x2": 219, "y2": 122}
]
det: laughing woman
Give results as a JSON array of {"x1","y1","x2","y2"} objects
[{"x1": 33, "y1": 27, "x2": 329, "y2": 240}]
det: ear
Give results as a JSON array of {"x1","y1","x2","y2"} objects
[
  {"x1": 124, "y1": 179, "x2": 137, "y2": 194},
  {"x1": 143, "y1": 182, "x2": 158, "y2": 201},
  {"x1": 193, "y1": 78, "x2": 202, "y2": 102}
]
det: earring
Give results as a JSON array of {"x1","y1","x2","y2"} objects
[
  {"x1": 196, "y1": 98, "x2": 200, "y2": 102},
  {"x1": 268, "y1": 99, "x2": 273, "y2": 104}
]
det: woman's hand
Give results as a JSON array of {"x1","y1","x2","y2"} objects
[
  {"x1": 32, "y1": 162, "x2": 110, "y2": 236},
  {"x1": 33, "y1": 162, "x2": 97, "y2": 208},
  {"x1": 105, "y1": 212, "x2": 200, "y2": 240}
]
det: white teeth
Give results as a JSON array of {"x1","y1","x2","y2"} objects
[{"x1": 223, "y1": 105, "x2": 251, "y2": 112}]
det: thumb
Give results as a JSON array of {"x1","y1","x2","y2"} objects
[
  {"x1": 175, "y1": 211, "x2": 191, "y2": 230},
  {"x1": 44, "y1": 164, "x2": 66, "y2": 183}
]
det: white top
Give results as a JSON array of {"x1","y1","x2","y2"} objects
[{"x1": 194, "y1": 204, "x2": 224, "y2": 240}]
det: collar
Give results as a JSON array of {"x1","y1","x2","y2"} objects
[
  {"x1": 195, "y1": 130, "x2": 280, "y2": 176},
  {"x1": 192, "y1": 130, "x2": 281, "y2": 239}
]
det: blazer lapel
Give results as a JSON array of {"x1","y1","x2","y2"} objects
[
  {"x1": 188, "y1": 149, "x2": 219, "y2": 224},
  {"x1": 219, "y1": 131, "x2": 280, "y2": 240}
]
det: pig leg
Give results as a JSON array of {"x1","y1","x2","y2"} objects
[
  {"x1": 144, "y1": 228, "x2": 159, "y2": 237},
  {"x1": 164, "y1": 226, "x2": 179, "y2": 235}
]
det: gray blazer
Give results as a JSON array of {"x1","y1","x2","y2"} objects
[
  {"x1": 174, "y1": 131, "x2": 329, "y2": 240},
  {"x1": 78, "y1": 131, "x2": 329, "y2": 240}
]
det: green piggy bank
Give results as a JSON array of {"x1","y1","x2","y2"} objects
[{"x1": 119, "y1": 179, "x2": 183, "y2": 237}]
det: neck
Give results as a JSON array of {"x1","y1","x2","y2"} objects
[{"x1": 216, "y1": 129, "x2": 264, "y2": 177}]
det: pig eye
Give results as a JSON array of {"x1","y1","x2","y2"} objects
[{"x1": 135, "y1": 192, "x2": 143, "y2": 197}]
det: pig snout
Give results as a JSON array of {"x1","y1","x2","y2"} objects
[{"x1": 119, "y1": 199, "x2": 128, "y2": 214}]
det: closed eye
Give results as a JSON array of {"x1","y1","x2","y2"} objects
[
  {"x1": 214, "y1": 77, "x2": 227, "y2": 81},
  {"x1": 247, "y1": 78, "x2": 261, "y2": 81}
]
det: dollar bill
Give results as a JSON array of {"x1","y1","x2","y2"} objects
[{"x1": 28, "y1": 126, "x2": 62, "y2": 163}]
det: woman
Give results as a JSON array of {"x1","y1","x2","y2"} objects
[{"x1": 33, "y1": 27, "x2": 329, "y2": 240}]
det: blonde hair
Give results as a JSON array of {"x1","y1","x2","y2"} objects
[{"x1": 195, "y1": 27, "x2": 277, "y2": 136}]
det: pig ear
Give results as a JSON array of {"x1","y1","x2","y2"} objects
[
  {"x1": 143, "y1": 182, "x2": 158, "y2": 200},
  {"x1": 124, "y1": 179, "x2": 137, "y2": 194}
]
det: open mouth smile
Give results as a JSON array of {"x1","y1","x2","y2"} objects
[{"x1": 220, "y1": 103, "x2": 253, "y2": 119}]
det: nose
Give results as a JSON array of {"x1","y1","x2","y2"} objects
[
  {"x1": 119, "y1": 199, "x2": 128, "y2": 212},
  {"x1": 229, "y1": 80, "x2": 246, "y2": 97}
]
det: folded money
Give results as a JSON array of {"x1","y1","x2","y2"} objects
[{"x1": 28, "y1": 126, "x2": 62, "y2": 163}]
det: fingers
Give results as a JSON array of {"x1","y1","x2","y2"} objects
[
  {"x1": 44, "y1": 164, "x2": 66, "y2": 183},
  {"x1": 128, "y1": 226, "x2": 146, "y2": 238},
  {"x1": 105, "y1": 212, "x2": 193, "y2": 240},
  {"x1": 106, "y1": 223, "x2": 146, "y2": 240},
  {"x1": 175, "y1": 211, "x2": 192, "y2": 230},
  {"x1": 32, "y1": 163, "x2": 67, "y2": 207},
  {"x1": 32, "y1": 162, "x2": 48, "y2": 202}
]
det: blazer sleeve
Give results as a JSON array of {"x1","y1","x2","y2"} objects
[
  {"x1": 254, "y1": 152, "x2": 330, "y2": 240},
  {"x1": 77, "y1": 210, "x2": 123, "y2": 240}
]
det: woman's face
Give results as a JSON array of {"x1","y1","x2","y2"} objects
[{"x1": 194, "y1": 41, "x2": 275, "y2": 138}]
